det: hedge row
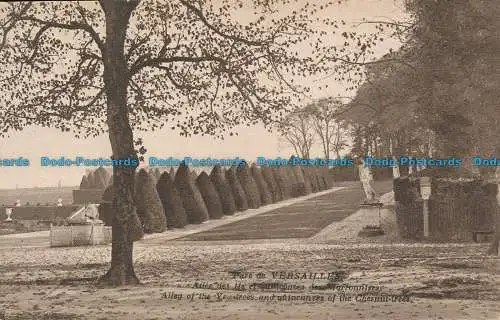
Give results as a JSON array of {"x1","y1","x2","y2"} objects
[
  {"x1": 393, "y1": 177, "x2": 424, "y2": 240},
  {"x1": 98, "y1": 160, "x2": 334, "y2": 235},
  {"x1": 428, "y1": 178, "x2": 497, "y2": 241}
]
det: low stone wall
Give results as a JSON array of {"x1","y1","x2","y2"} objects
[
  {"x1": 72, "y1": 189, "x2": 104, "y2": 205},
  {"x1": 428, "y1": 178, "x2": 497, "y2": 242},
  {"x1": 0, "y1": 205, "x2": 80, "y2": 221}
]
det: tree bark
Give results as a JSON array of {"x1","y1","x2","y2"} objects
[{"x1": 98, "y1": 0, "x2": 142, "y2": 286}]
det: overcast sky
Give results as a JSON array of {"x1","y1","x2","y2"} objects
[{"x1": 0, "y1": 0, "x2": 407, "y2": 189}]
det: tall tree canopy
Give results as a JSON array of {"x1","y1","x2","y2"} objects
[{"x1": 0, "y1": 0, "x2": 374, "y2": 285}]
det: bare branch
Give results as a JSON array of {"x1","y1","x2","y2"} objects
[{"x1": 179, "y1": 0, "x2": 269, "y2": 47}]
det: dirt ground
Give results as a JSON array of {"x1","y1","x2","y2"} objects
[{"x1": 0, "y1": 184, "x2": 499, "y2": 320}]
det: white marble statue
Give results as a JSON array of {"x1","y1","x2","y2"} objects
[{"x1": 5, "y1": 208, "x2": 13, "y2": 221}]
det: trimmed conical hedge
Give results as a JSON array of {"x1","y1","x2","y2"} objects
[
  {"x1": 225, "y1": 167, "x2": 248, "y2": 211},
  {"x1": 190, "y1": 170, "x2": 198, "y2": 184},
  {"x1": 300, "y1": 166, "x2": 313, "y2": 195},
  {"x1": 322, "y1": 167, "x2": 332, "y2": 188},
  {"x1": 98, "y1": 184, "x2": 113, "y2": 226},
  {"x1": 251, "y1": 163, "x2": 273, "y2": 205},
  {"x1": 148, "y1": 168, "x2": 156, "y2": 183},
  {"x1": 135, "y1": 169, "x2": 168, "y2": 233},
  {"x1": 175, "y1": 163, "x2": 209, "y2": 224},
  {"x1": 304, "y1": 167, "x2": 319, "y2": 193},
  {"x1": 156, "y1": 172, "x2": 188, "y2": 228},
  {"x1": 154, "y1": 168, "x2": 161, "y2": 181},
  {"x1": 315, "y1": 167, "x2": 326, "y2": 191},
  {"x1": 102, "y1": 183, "x2": 113, "y2": 202},
  {"x1": 95, "y1": 167, "x2": 110, "y2": 188},
  {"x1": 292, "y1": 164, "x2": 308, "y2": 196},
  {"x1": 93, "y1": 168, "x2": 108, "y2": 190},
  {"x1": 210, "y1": 165, "x2": 237, "y2": 215},
  {"x1": 236, "y1": 162, "x2": 261, "y2": 208},
  {"x1": 273, "y1": 166, "x2": 291, "y2": 200},
  {"x1": 286, "y1": 165, "x2": 299, "y2": 197},
  {"x1": 107, "y1": 174, "x2": 114, "y2": 187},
  {"x1": 87, "y1": 171, "x2": 96, "y2": 189},
  {"x1": 196, "y1": 171, "x2": 224, "y2": 219},
  {"x1": 262, "y1": 166, "x2": 281, "y2": 202},
  {"x1": 80, "y1": 175, "x2": 90, "y2": 190},
  {"x1": 189, "y1": 169, "x2": 209, "y2": 216}
]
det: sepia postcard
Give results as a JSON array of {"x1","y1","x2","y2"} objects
[{"x1": 0, "y1": 0, "x2": 499, "y2": 319}]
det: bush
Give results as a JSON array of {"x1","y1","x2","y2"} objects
[
  {"x1": 225, "y1": 167, "x2": 248, "y2": 211},
  {"x1": 135, "y1": 169, "x2": 167, "y2": 233},
  {"x1": 107, "y1": 174, "x2": 114, "y2": 187},
  {"x1": 273, "y1": 166, "x2": 291, "y2": 200},
  {"x1": 87, "y1": 171, "x2": 96, "y2": 189},
  {"x1": 427, "y1": 178, "x2": 497, "y2": 241},
  {"x1": 236, "y1": 162, "x2": 261, "y2": 208},
  {"x1": 304, "y1": 167, "x2": 319, "y2": 193},
  {"x1": 320, "y1": 167, "x2": 332, "y2": 189},
  {"x1": 286, "y1": 165, "x2": 300, "y2": 197},
  {"x1": 175, "y1": 163, "x2": 209, "y2": 224},
  {"x1": 101, "y1": 183, "x2": 113, "y2": 202},
  {"x1": 190, "y1": 170, "x2": 210, "y2": 216},
  {"x1": 315, "y1": 167, "x2": 326, "y2": 191},
  {"x1": 210, "y1": 165, "x2": 237, "y2": 215},
  {"x1": 148, "y1": 168, "x2": 156, "y2": 183},
  {"x1": 372, "y1": 167, "x2": 393, "y2": 181},
  {"x1": 156, "y1": 172, "x2": 188, "y2": 228},
  {"x1": 324, "y1": 167, "x2": 333, "y2": 188},
  {"x1": 251, "y1": 163, "x2": 273, "y2": 205},
  {"x1": 94, "y1": 167, "x2": 110, "y2": 188},
  {"x1": 301, "y1": 167, "x2": 314, "y2": 194},
  {"x1": 79, "y1": 175, "x2": 90, "y2": 190},
  {"x1": 292, "y1": 164, "x2": 308, "y2": 196},
  {"x1": 154, "y1": 168, "x2": 162, "y2": 181},
  {"x1": 261, "y1": 166, "x2": 281, "y2": 202},
  {"x1": 196, "y1": 171, "x2": 224, "y2": 219},
  {"x1": 190, "y1": 170, "x2": 198, "y2": 185},
  {"x1": 393, "y1": 177, "x2": 421, "y2": 203}
]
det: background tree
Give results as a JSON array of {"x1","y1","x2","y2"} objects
[
  {"x1": 278, "y1": 109, "x2": 316, "y2": 159},
  {"x1": 335, "y1": 0, "x2": 500, "y2": 252},
  {"x1": 305, "y1": 97, "x2": 349, "y2": 160},
  {"x1": 330, "y1": 121, "x2": 349, "y2": 158}
]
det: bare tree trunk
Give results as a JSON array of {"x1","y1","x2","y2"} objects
[
  {"x1": 324, "y1": 119, "x2": 330, "y2": 161},
  {"x1": 99, "y1": 0, "x2": 142, "y2": 286}
]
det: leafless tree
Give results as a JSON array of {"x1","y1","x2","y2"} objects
[{"x1": 278, "y1": 109, "x2": 315, "y2": 159}]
